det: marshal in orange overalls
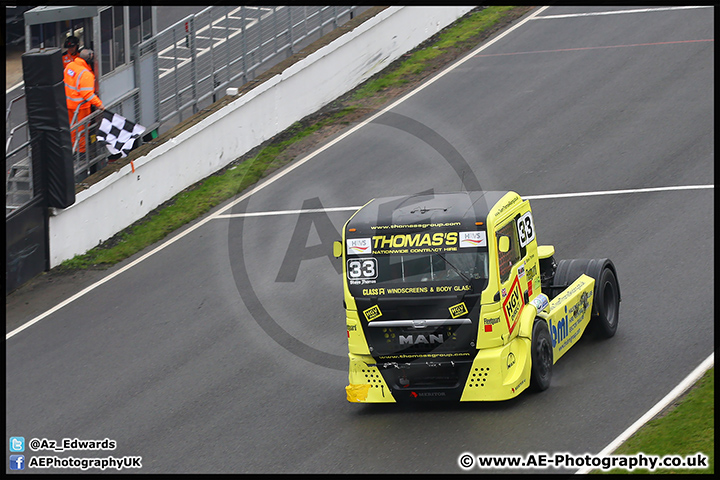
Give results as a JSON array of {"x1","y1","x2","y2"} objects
[
  {"x1": 62, "y1": 36, "x2": 80, "y2": 67},
  {"x1": 64, "y1": 56, "x2": 103, "y2": 153}
]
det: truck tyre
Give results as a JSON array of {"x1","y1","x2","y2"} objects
[
  {"x1": 552, "y1": 258, "x2": 592, "y2": 294},
  {"x1": 592, "y1": 267, "x2": 619, "y2": 338},
  {"x1": 553, "y1": 258, "x2": 621, "y2": 338},
  {"x1": 530, "y1": 320, "x2": 553, "y2": 392}
]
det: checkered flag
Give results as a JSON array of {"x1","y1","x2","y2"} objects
[{"x1": 96, "y1": 110, "x2": 146, "y2": 158}]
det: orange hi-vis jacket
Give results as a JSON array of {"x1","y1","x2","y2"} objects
[
  {"x1": 64, "y1": 57, "x2": 103, "y2": 119},
  {"x1": 62, "y1": 51, "x2": 78, "y2": 67},
  {"x1": 64, "y1": 57, "x2": 103, "y2": 152}
]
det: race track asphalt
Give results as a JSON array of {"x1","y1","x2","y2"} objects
[{"x1": 6, "y1": 6, "x2": 713, "y2": 473}]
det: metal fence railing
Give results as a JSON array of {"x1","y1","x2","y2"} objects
[
  {"x1": 5, "y1": 89, "x2": 141, "y2": 214},
  {"x1": 6, "y1": 93, "x2": 33, "y2": 214},
  {"x1": 6, "y1": 6, "x2": 361, "y2": 216},
  {"x1": 136, "y1": 6, "x2": 359, "y2": 136}
]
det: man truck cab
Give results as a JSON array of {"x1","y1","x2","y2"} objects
[{"x1": 334, "y1": 191, "x2": 620, "y2": 403}]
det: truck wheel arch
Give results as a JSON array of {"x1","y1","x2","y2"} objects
[
  {"x1": 529, "y1": 319, "x2": 553, "y2": 392},
  {"x1": 552, "y1": 258, "x2": 621, "y2": 337}
]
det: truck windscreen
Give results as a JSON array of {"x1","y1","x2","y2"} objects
[
  {"x1": 376, "y1": 251, "x2": 488, "y2": 283},
  {"x1": 347, "y1": 249, "x2": 489, "y2": 292}
]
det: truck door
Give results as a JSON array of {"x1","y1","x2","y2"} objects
[{"x1": 494, "y1": 211, "x2": 532, "y2": 341}]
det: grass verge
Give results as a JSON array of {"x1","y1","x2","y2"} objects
[{"x1": 595, "y1": 367, "x2": 714, "y2": 474}]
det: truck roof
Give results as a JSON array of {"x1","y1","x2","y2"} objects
[{"x1": 346, "y1": 191, "x2": 514, "y2": 234}]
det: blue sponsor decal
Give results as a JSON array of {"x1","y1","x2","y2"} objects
[{"x1": 551, "y1": 306, "x2": 569, "y2": 348}]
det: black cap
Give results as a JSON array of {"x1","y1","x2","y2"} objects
[{"x1": 64, "y1": 36, "x2": 79, "y2": 48}]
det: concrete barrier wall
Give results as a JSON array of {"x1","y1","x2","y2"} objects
[{"x1": 48, "y1": 6, "x2": 475, "y2": 267}]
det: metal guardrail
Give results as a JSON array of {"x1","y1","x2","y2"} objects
[
  {"x1": 136, "y1": 6, "x2": 358, "y2": 136},
  {"x1": 6, "y1": 92, "x2": 33, "y2": 213},
  {"x1": 6, "y1": 93, "x2": 30, "y2": 158},
  {"x1": 6, "y1": 120, "x2": 29, "y2": 157},
  {"x1": 5, "y1": 91, "x2": 137, "y2": 212}
]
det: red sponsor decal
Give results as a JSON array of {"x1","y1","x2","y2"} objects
[{"x1": 502, "y1": 276, "x2": 524, "y2": 334}]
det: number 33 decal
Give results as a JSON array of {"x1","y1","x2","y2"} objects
[
  {"x1": 517, "y1": 212, "x2": 535, "y2": 248},
  {"x1": 347, "y1": 258, "x2": 378, "y2": 279}
]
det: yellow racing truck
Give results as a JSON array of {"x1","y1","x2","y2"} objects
[{"x1": 334, "y1": 191, "x2": 620, "y2": 403}]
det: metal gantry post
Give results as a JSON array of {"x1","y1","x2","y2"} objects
[
  {"x1": 240, "y1": 6, "x2": 247, "y2": 82},
  {"x1": 288, "y1": 7, "x2": 294, "y2": 55},
  {"x1": 172, "y1": 28, "x2": 181, "y2": 122},
  {"x1": 189, "y1": 16, "x2": 198, "y2": 115},
  {"x1": 133, "y1": 43, "x2": 141, "y2": 122},
  {"x1": 319, "y1": 7, "x2": 323, "y2": 36},
  {"x1": 209, "y1": 8, "x2": 216, "y2": 102},
  {"x1": 273, "y1": 7, "x2": 278, "y2": 56},
  {"x1": 152, "y1": 38, "x2": 160, "y2": 127},
  {"x1": 257, "y1": 7, "x2": 263, "y2": 69}
]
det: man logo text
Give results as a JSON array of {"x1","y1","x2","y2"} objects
[{"x1": 399, "y1": 334, "x2": 444, "y2": 345}]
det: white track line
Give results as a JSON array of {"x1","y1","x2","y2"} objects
[
  {"x1": 575, "y1": 352, "x2": 715, "y2": 474},
  {"x1": 533, "y1": 6, "x2": 712, "y2": 20},
  {"x1": 216, "y1": 206, "x2": 362, "y2": 219},
  {"x1": 6, "y1": 6, "x2": 550, "y2": 340},
  {"x1": 214, "y1": 185, "x2": 713, "y2": 219},
  {"x1": 524, "y1": 184, "x2": 713, "y2": 200}
]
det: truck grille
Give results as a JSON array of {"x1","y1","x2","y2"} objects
[{"x1": 367, "y1": 321, "x2": 476, "y2": 357}]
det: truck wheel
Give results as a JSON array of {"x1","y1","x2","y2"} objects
[
  {"x1": 592, "y1": 267, "x2": 619, "y2": 338},
  {"x1": 551, "y1": 258, "x2": 592, "y2": 299},
  {"x1": 530, "y1": 320, "x2": 553, "y2": 392},
  {"x1": 552, "y1": 258, "x2": 621, "y2": 339}
]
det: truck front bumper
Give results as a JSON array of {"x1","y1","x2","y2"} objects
[{"x1": 346, "y1": 336, "x2": 532, "y2": 403}]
